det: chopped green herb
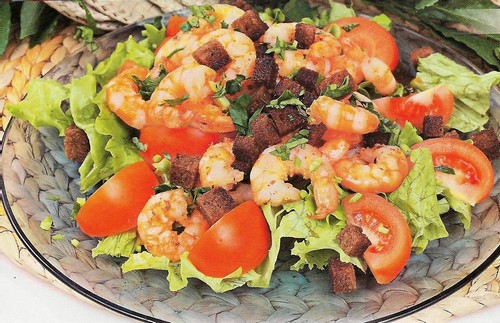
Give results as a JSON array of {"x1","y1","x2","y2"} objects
[
  {"x1": 321, "y1": 76, "x2": 352, "y2": 99},
  {"x1": 180, "y1": 5, "x2": 215, "y2": 32},
  {"x1": 74, "y1": 26, "x2": 98, "y2": 52},
  {"x1": 40, "y1": 216, "x2": 53, "y2": 231},
  {"x1": 371, "y1": 14, "x2": 393, "y2": 31},
  {"x1": 260, "y1": 8, "x2": 286, "y2": 23},
  {"x1": 167, "y1": 47, "x2": 185, "y2": 58},
  {"x1": 69, "y1": 198, "x2": 86, "y2": 221},
  {"x1": 132, "y1": 65, "x2": 167, "y2": 100},
  {"x1": 327, "y1": 23, "x2": 342, "y2": 38},
  {"x1": 349, "y1": 193, "x2": 363, "y2": 203},
  {"x1": 308, "y1": 158, "x2": 323, "y2": 172},
  {"x1": 71, "y1": 239, "x2": 80, "y2": 247},
  {"x1": 132, "y1": 137, "x2": 147, "y2": 152},
  {"x1": 153, "y1": 183, "x2": 179, "y2": 194},
  {"x1": 225, "y1": 74, "x2": 247, "y2": 95},
  {"x1": 377, "y1": 224, "x2": 390, "y2": 234},
  {"x1": 221, "y1": 20, "x2": 229, "y2": 29},
  {"x1": 342, "y1": 23, "x2": 359, "y2": 32},
  {"x1": 227, "y1": 94, "x2": 253, "y2": 136},
  {"x1": 46, "y1": 195, "x2": 60, "y2": 201},
  {"x1": 271, "y1": 129, "x2": 309, "y2": 160},
  {"x1": 52, "y1": 234, "x2": 64, "y2": 241},
  {"x1": 266, "y1": 38, "x2": 298, "y2": 60},
  {"x1": 435, "y1": 165, "x2": 456, "y2": 175},
  {"x1": 267, "y1": 89, "x2": 308, "y2": 118},
  {"x1": 163, "y1": 94, "x2": 189, "y2": 107}
]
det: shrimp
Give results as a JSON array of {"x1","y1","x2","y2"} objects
[
  {"x1": 333, "y1": 145, "x2": 409, "y2": 194},
  {"x1": 309, "y1": 96, "x2": 380, "y2": 134},
  {"x1": 263, "y1": 23, "x2": 342, "y2": 77},
  {"x1": 320, "y1": 138, "x2": 350, "y2": 164},
  {"x1": 199, "y1": 139, "x2": 244, "y2": 189},
  {"x1": 190, "y1": 4, "x2": 245, "y2": 35},
  {"x1": 137, "y1": 189, "x2": 210, "y2": 262},
  {"x1": 106, "y1": 66, "x2": 150, "y2": 129},
  {"x1": 147, "y1": 63, "x2": 235, "y2": 132},
  {"x1": 361, "y1": 56, "x2": 397, "y2": 96},
  {"x1": 250, "y1": 144, "x2": 339, "y2": 219},
  {"x1": 155, "y1": 32, "x2": 202, "y2": 71}
]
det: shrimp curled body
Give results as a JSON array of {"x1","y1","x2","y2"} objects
[
  {"x1": 333, "y1": 145, "x2": 409, "y2": 193},
  {"x1": 137, "y1": 189, "x2": 210, "y2": 262},
  {"x1": 250, "y1": 144, "x2": 338, "y2": 219},
  {"x1": 310, "y1": 96, "x2": 379, "y2": 134}
]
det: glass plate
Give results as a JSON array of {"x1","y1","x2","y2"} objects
[{"x1": 2, "y1": 11, "x2": 500, "y2": 323}]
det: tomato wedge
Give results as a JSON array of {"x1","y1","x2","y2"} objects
[
  {"x1": 342, "y1": 194, "x2": 411, "y2": 284},
  {"x1": 76, "y1": 161, "x2": 159, "y2": 237},
  {"x1": 330, "y1": 17, "x2": 399, "y2": 70},
  {"x1": 166, "y1": 15, "x2": 187, "y2": 37},
  {"x1": 412, "y1": 138, "x2": 494, "y2": 205},
  {"x1": 189, "y1": 201, "x2": 271, "y2": 278},
  {"x1": 139, "y1": 126, "x2": 225, "y2": 164}
]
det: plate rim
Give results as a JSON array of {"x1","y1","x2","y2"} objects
[{"x1": 1, "y1": 12, "x2": 499, "y2": 323}]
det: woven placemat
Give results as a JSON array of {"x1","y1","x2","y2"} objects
[{"x1": 0, "y1": 12, "x2": 499, "y2": 323}]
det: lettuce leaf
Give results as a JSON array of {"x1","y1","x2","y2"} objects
[
  {"x1": 139, "y1": 19, "x2": 167, "y2": 52},
  {"x1": 437, "y1": 184, "x2": 472, "y2": 230},
  {"x1": 6, "y1": 78, "x2": 71, "y2": 135},
  {"x1": 388, "y1": 148, "x2": 448, "y2": 253},
  {"x1": 93, "y1": 36, "x2": 155, "y2": 86},
  {"x1": 92, "y1": 230, "x2": 140, "y2": 258},
  {"x1": 393, "y1": 121, "x2": 423, "y2": 153},
  {"x1": 411, "y1": 53, "x2": 500, "y2": 132}
]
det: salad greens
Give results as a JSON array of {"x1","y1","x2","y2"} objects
[{"x1": 412, "y1": 53, "x2": 500, "y2": 132}]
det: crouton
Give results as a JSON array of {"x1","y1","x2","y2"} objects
[
  {"x1": 193, "y1": 40, "x2": 231, "y2": 71},
  {"x1": 228, "y1": 183, "x2": 253, "y2": 205},
  {"x1": 363, "y1": 131, "x2": 391, "y2": 148},
  {"x1": 337, "y1": 224, "x2": 371, "y2": 257},
  {"x1": 252, "y1": 55, "x2": 279, "y2": 87},
  {"x1": 273, "y1": 77, "x2": 304, "y2": 98},
  {"x1": 328, "y1": 257, "x2": 357, "y2": 294},
  {"x1": 268, "y1": 106, "x2": 307, "y2": 136},
  {"x1": 410, "y1": 46, "x2": 434, "y2": 67},
  {"x1": 469, "y1": 128, "x2": 500, "y2": 160},
  {"x1": 247, "y1": 84, "x2": 272, "y2": 114},
  {"x1": 251, "y1": 113, "x2": 281, "y2": 150},
  {"x1": 231, "y1": 0, "x2": 254, "y2": 12},
  {"x1": 422, "y1": 115, "x2": 444, "y2": 138},
  {"x1": 170, "y1": 154, "x2": 201, "y2": 190},
  {"x1": 294, "y1": 67, "x2": 319, "y2": 93},
  {"x1": 232, "y1": 135, "x2": 261, "y2": 175},
  {"x1": 64, "y1": 124, "x2": 90, "y2": 163},
  {"x1": 232, "y1": 10, "x2": 269, "y2": 41},
  {"x1": 254, "y1": 42, "x2": 269, "y2": 57},
  {"x1": 443, "y1": 130, "x2": 461, "y2": 140},
  {"x1": 318, "y1": 69, "x2": 357, "y2": 97},
  {"x1": 196, "y1": 187, "x2": 236, "y2": 226},
  {"x1": 295, "y1": 23, "x2": 316, "y2": 49},
  {"x1": 232, "y1": 159, "x2": 253, "y2": 175},
  {"x1": 300, "y1": 90, "x2": 318, "y2": 107},
  {"x1": 307, "y1": 122, "x2": 327, "y2": 147}
]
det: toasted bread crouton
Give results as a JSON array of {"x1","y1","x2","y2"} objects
[
  {"x1": 300, "y1": 90, "x2": 318, "y2": 107},
  {"x1": 328, "y1": 257, "x2": 357, "y2": 294},
  {"x1": 469, "y1": 128, "x2": 500, "y2": 160},
  {"x1": 231, "y1": 0, "x2": 254, "y2": 12},
  {"x1": 64, "y1": 124, "x2": 90, "y2": 163},
  {"x1": 251, "y1": 113, "x2": 281, "y2": 150},
  {"x1": 363, "y1": 131, "x2": 391, "y2": 148},
  {"x1": 232, "y1": 10, "x2": 269, "y2": 41},
  {"x1": 232, "y1": 135, "x2": 261, "y2": 175},
  {"x1": 196, "y1": 187, "x2": 236, "y2": 226},
  {"x1": 295, "y1": 23, "x2": 316, "y2": 49},
  {"x1": 247, "y1": 84, "x2": 272, "y2": 114},
  {"x1": 170, "y1": 154, "x2": 201, "y2": 190},
  {"x1": 337, "y1": 224, "x2": 371, "y2": 257},
  {"x1": 422, "y1": 115, "x2": 444, "y2": 138},
  {"x1": 193, "y1": 40, "x2": 231, "y2": 71},
  {"x1": 443, "y1": 130, "x2": 461, "y2": 140},
  {"x1": 410, "y1": 46, "x2": 433, "y2": 67},
  {"x1": 318, "y1": 69, "x2": 357, "y2": 98},
  {"x1": 294, "y1": 67, "x2": 319, "y2": 93},
  {"x1": 273, "y1": 77, "x2": 304, "y2": 98},
  {"x1": 268, "y1": 106, "x2": 307, "y2": 136},
  {"x1": 252, "y1": 55, "x2": 279, "y2": 87},
  {"x1": 307, "y1": 122, "x2": 327, "y2": 147}
]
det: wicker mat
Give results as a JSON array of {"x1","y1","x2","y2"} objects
[{"x1": 0, "y1": 21, "x2": 499, "y2": 323}]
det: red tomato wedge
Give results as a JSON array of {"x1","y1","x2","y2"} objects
[
  {"x1": 342, "y1": 194, "x2": 411, "y2": 284},
  {"x1": 189, "y1": 201, "x2": 271, "y2": 278},
  {"x1": 330, "y1": 17, "x2": 399, "y2": 70},
  {"x1": 76, "y1": 161, "x2": 159, "y2": 237},
  {"x1": 412, "y1": 138, "x2": 494, "y2": 205},
  {"x1": 373, "y1": 95, "x2": 413, "y2": 122},
  {"x1": 166, "y1": 15, "x2": 187, "y2": 37},
  {"x1": 139, "y1": 126, "x2": 225, "y2": 164}
]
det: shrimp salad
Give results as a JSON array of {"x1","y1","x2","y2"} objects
[{"x1": 7, "y1": 1, "x2": 500, "y2": 294}]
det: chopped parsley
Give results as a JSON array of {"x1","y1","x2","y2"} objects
[
  {"x1": 180, "y1": 5, "x2": 215, "y2": 32},
  {"x1": 132, "y1": 65, "x2": 167, "y2": 100},
  {"x1": 132, "y1": 137, "x2": 147, "y2": 152},
  {"x1": 221, "y1": 20, "x2": 229, "y2": 29},
  {"x1": 163, "y1": 94, "x2": 189, "y2": 107},
  {"x1": 213, "y1": 74, "x2": 247, "y2": 98},
  {"x1": 266, "y1": 38, "x2": 298, "y2": 60},
  {"x1": 227, "y1": 94, "x2": 262, "y2": 136},
  {"x1": 435, "y1": 165, "x2": 456, "y2": 175},
  {"x1": 153, "y1": 184, "x2": 210, "y2": 214},
  {"x1": 270, "y1": 129, "x2": 309, "y2": 160},
  {"x1": 267, "y1": 90, "x2": 308, "y2": 118},
  {"x1": 342, "y1": 23, "x2": 359, "y2": 32},
  {"x1": 321, "y1": 76, "x2": 352, "y2": 99},
  {"x1": 167, "y1": 47, "x2": 185, "y2": 58}
]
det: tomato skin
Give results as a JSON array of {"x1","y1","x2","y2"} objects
[
  {"x1": 342, "y1": 194, "x2": 411, "y2": 284},
  {"x1": 373, "y1": 95, "x2": 413, "y2": 122},
  {"x1": 188, "y1": 201, "x2": 271, "y2": 278},
  {"x1": 139, "y1": 126, "x2": 225, "y2": 164},
  {"x1": 412, "y1": 138, "x2": 494, "y2": 205},
  {"x1": 166, "y1": 16, "x2": 187, "y2": 37},
  {"x1": 330, "y1": 17, "x2": 399, "y2": 70},
  {"x1": 76, "y1": 161, "x2": 159, "y2": 237}
]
